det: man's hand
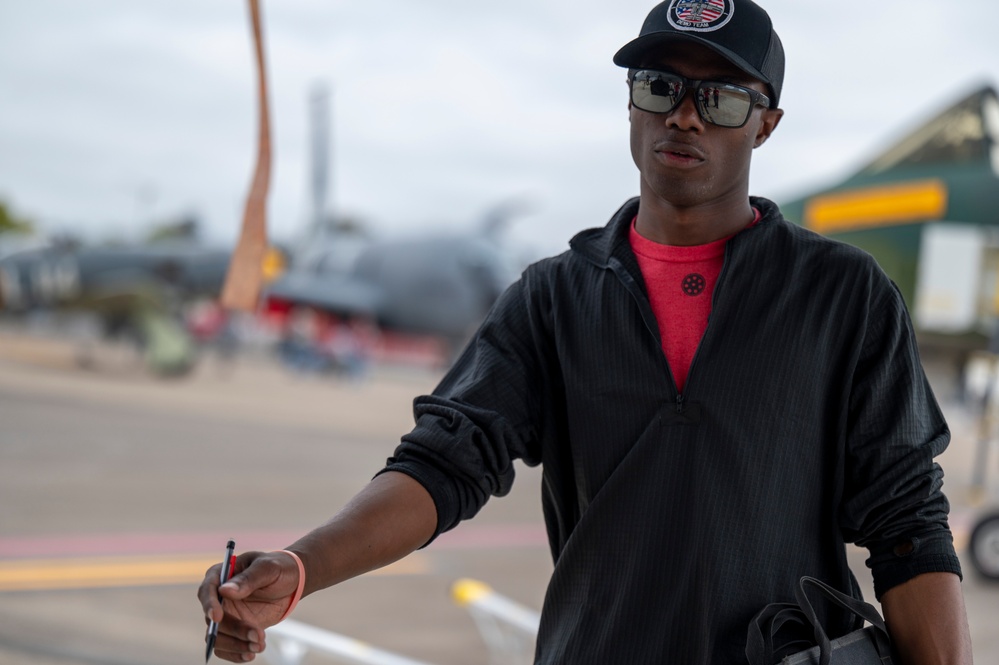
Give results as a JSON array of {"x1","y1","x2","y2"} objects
[
  {"x1": 195, "y1": 472, "x2": 438, "y2": 662},
  {"x1": 198, "y1": 550, "x2": 300, "y2": 662}
]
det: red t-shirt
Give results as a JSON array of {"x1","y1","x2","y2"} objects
[{"x1": 628, "y1": 210, "x2": 760, "y2": 392}]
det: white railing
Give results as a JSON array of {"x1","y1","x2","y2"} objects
[
  {"x1": 450, "y1": 578, "x2": 540, "y2": 665},
  {"x1": 265, "y1": 619, "x2": 437, "y2": 665},
  {"x1": 263, "y1": 579, "x2": 541, "y2": 665}
]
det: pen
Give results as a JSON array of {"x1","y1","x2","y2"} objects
[{"x1": 206, "y1": 539, "x2": 236, "y2": 663}]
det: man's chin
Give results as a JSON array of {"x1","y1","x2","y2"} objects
[{"x1": 641, "y1": 179, "x2": 712, "y2": 209}]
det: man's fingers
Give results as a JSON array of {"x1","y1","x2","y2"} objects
[
  {"x1": 197, "y1": 548, "x2": 291, "y2": 655},
  {"x1": 197, "y1": 562, "x2": 224, "y2": 622},
  {"x1": 212, "y1": 647, "x2": 256, "y2": 663},
  {"x1": 208, "y1": 623, "x2": 265, "y2": 662}
]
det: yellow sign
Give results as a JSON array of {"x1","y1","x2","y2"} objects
[{"x1": 804, "y1": 179, "x2": 948, "y2": 234}]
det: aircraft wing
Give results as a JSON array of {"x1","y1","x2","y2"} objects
[{"x1": 263, "y1": 272, "x2": 385, "y2": 319}]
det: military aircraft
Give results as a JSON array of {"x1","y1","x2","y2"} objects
[
  {"x1": 253, "y1": 82, "x2": 529, "y2": 369},
  {"x1": 0, "y1": 241, "x2": 234, "y2": 376},
  {"x1": 780, "y1": 83, "x2": 999, "y2": 358},
  {"x1": 262, "y1": 202, "x2": 528, "y2": 365}
]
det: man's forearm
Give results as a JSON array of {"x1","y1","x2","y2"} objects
[
  {"x1": 286, "y1": 471, "x2": 438, "y2": 597},
  {"x1": 881, "y1": 572, "x2": 973, "y2": 664}
]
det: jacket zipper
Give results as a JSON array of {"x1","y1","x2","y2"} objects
[{"x1": 674, "y1": 238, "x2": 736, "y2": 412}]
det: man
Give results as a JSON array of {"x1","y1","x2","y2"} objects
[{"x1": 199, "y1": 1, "x2": 974, "y2": 662}]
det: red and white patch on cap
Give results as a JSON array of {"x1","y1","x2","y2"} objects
[{"x1": 667, "y1": 0, "x2": 734, "y2": 32}]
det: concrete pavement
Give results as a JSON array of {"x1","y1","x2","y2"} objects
[{"x1": 0, "y1": 327, "x2": 996, "y2": 664}]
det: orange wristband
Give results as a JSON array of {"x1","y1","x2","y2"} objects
[{"x1": 276, "y1": 550, "x2": 305, "y2": 623}]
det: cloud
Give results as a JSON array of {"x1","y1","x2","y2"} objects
[{"x1": 0, "y1": 0, "x2": 996, "y2": 251}]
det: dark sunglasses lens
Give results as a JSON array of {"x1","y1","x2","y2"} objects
[
  {"x1": 696, "y1": 84, "x2": 753, "y2": 127},
  {"x1": 631, "y1": 71, "x2": 683, "y2": 114}
]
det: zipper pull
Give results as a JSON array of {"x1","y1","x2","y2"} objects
[{"x1": 676, "y1": 393, "x2": 684, "y2": 414}]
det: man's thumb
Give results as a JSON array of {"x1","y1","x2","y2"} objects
[
  {"x1": 219, "y1": 575, "x2": 249, "y2": 599},
  {"x1": 219, "y1": 554, "x2": 269, "y2": 599}
]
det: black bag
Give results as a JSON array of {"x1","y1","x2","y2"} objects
[{"x1": 745, "y1": 576, "x2": 895, "y2": 665}]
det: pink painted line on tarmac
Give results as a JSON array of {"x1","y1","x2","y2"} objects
[
  {"x1": 434, "y1": 523, "x2": 548, "y2": 550},
  {"x1": 0, "y1": 530, "x2": 300, "y2": 559},
  {"x1": 0, "y1": 524, "x2": 548, "y2": 559}
]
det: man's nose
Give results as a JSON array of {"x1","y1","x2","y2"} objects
[{"x1": 665, "y1": 89, "x2": 704, "y2": 131}]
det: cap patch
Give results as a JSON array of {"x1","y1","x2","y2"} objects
[{"x1": 666, "y1": 0, "x2": 734, "y2": 32}]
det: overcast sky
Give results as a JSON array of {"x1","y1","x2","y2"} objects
[{"x1": 0, "y1": 0, "x2": 996, "y2": 256}]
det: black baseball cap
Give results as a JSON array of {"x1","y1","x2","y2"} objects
[{"x1": 614, "y1": 0, "x2": 785, "y2": 108}]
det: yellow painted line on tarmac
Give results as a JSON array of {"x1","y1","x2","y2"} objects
[{"x1": 0, "y1": 553, "x2": 429, "y2": 592}]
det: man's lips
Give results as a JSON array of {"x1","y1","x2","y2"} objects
[{"x1": 653, "y1": 140, "x2": 706, "y2": 162}]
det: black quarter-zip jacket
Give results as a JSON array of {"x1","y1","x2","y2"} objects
[{"x1": 382, "y1": 196, "x2": 961, "y2": 664}]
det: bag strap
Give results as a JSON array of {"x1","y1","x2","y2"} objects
[
  {"x1": 746, "y1": 577, "x2": 894, "y2": 665},
  {"x1": 745, "y1": 602, "x2": 814, "y2": 665},
  {"x1": 794, "y1": 576, "x2": 893, "y2": 665}
]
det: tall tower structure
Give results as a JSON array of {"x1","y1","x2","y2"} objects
[{"x1": 309, "y1": 83, "x2": 331, "y2": 232}]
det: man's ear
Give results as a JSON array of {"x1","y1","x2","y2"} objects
[{"x1": 753, "y1": 108, "x2": 783, "y2": 148}]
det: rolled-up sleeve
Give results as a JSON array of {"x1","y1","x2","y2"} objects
[
  {"x1": 378, "y1": 270, "x2": 551, "y2": 545},
  {"x1": 840, "y1": 278, "x2": 962, "y2": 599}
]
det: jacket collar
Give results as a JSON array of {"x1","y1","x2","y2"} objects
[
  {"x1": 569, "y1": 196, "x2": 783, "y2": 270},
  {"x1": 569, "y1": 197, "x2": 640, "y2": 270}
]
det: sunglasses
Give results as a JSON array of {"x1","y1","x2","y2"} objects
[{"x1": 629, "y1": 70, "x2": 771, "y2": 128}]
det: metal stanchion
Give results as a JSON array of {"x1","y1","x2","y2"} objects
[{"x1": 451, "y1": 579, "x2": 540, "y2": 665}]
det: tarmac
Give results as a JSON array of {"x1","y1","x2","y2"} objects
[{"x1": 0, "y1": 325, "x2": 996, "y2": 664}]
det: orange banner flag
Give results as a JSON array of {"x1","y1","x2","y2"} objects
[{"x1": 220, "y1": 0, "x2": 272, "y2": 311}]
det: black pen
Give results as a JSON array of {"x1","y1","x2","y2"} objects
[{"x1": 206, "y1": 539, "x2": 236, "y2": 663}]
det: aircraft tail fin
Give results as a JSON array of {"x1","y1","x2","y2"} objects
[{"x1": 856, "y1": 85, "x2": 999, "y2": 178}]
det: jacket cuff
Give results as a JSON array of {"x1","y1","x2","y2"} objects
[
  {"x1": 375, "y1": 462, "x2": 461, "y2": 548},
  {"x1": 868, "y1": 532, "x2": 963, "y2": 600}
]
